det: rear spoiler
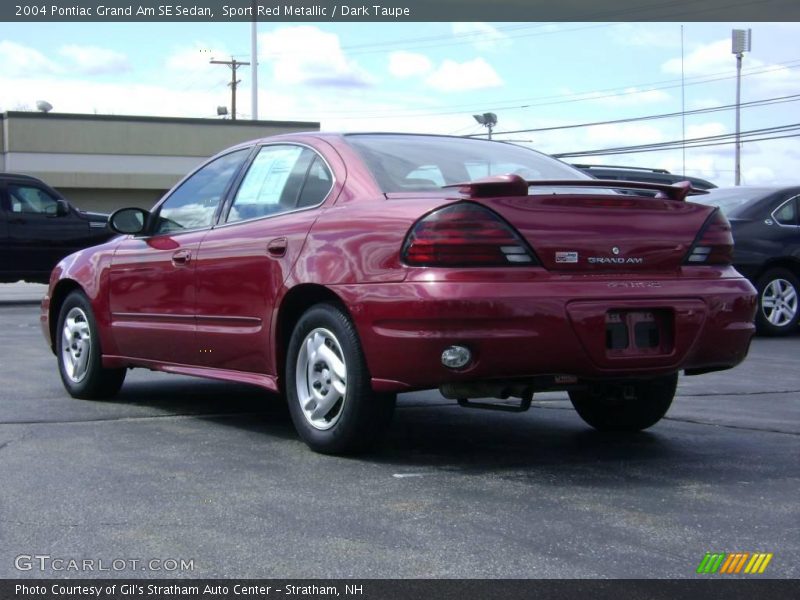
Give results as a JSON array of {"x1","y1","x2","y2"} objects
[{"x1": 444, "y1": 174, "x2": 709, "y2": 202}]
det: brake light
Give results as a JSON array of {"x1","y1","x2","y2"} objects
[
  {"x1": 402, "y1": 203, "x2": 537, "y2": 267},
  {"x1": 684, "y1": 208, "x2": 733, "y2": 265}
]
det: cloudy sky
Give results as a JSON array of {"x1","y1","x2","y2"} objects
[{"x1": 1, "y1": 21, "x2": 798, "y2": 186}]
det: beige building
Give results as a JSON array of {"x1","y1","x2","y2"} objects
[{"x1": 0, "y1": 111, "x2": 319, "y2": 212}]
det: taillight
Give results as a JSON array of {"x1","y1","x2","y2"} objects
[
  {"x1": 402, "y1": 202, "x2": 537, "y2": 267},
  {"x1": 684, "y1": 208, "x2": 733, "y2": 265}
]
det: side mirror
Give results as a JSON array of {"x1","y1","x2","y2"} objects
[
  {"x1": 55, "y1": 199, "x2": 70, "y2": 217},
  {"x1": 110, "y1": 207, "x2": 149, "y2": 235}
]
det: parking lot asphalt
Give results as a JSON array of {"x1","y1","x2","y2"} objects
[{"x1": 0, "y1": 303, "x2": 798, "y2": 579}]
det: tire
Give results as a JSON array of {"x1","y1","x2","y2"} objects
[
  {"x1": 285, "y1": 303, "x2": 396, "y2": 454},
  {"x1": 56, "y1": 291, "x2": 126, "y2": 399},
  {"x1": 755, "y1": 268, "x2": 800, "y2": 336},
  {"x1": 569, "y1": 373, "x2": 677, "y2": 432}
]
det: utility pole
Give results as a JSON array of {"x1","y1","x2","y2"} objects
[{"x1": 210, "y1": 57, "x2": 250, "y2": 121}]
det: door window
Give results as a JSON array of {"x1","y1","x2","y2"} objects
[
  {"x1": 154, "y1": 148, "x2": 251, "y2": 234},
  {"x1": 9, "y1": 185, "x2": 60, "y2": 215}
]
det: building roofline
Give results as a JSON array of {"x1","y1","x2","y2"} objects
[{"x1": 0, "y1": 111, "x2": 319, "y2": 129}]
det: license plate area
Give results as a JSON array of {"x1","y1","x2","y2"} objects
[{"x1": 606, "y1": 310, "x2": 673, "y2": 356}]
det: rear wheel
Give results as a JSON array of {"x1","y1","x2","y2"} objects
[
  {"x1": 56, "y1": 291, "x2": 126, "y2": 399},
  {"x1": 569, "y1": 374, "x2": 677, "y2": 432},
  {"x1": 285, "y1": 303, "x2": 395, "y2": 454},
  {"x1": 755, "y1": 268, "x2": 799, "y2": 336}
]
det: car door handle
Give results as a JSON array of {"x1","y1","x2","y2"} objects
[
  {"x1": 171, "y1": 249, "x2": 192, "y2": 266},
  {"x1": 267, "y1": 238, "x2": 288, "y2": 258}
]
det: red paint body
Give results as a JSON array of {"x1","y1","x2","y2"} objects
[{"x1": 41, "y1": 133, "x2": 757, "y2": 395}]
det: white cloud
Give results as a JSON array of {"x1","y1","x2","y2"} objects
[
  {"x1": 388, "y1": 51, "x2": 432, "y2": 79},
  {"x1": 584, "y1": 123, "x2": 665, "y2": 147},
  {"x1": 451, "y1": 22, "x2": 511, "y2": 51},
  {"x1": 747, "y1": 63, "x2": 798, "y2": 96},
  {"x1": 686, "y1": 122, "x2": 727, "y2": 139},
  {"x1": 166, "y1": 43, "x2": 225, "y2": 71},
  {"x1": 0, "y1": 41, "x2": 60, "y2": 77},
  {"x1": 0, "y1": 76, "x2": 234, "y2": 118},
  {"x1": 425, "y1": 58, "x2": 503, "y2": 92},
  {"x1": 662, "y1": 39, "x2": 764, "y2": 76},
  {"x1": 161, "y1": 43, "x2": 232, "y2": 93},
  {"x1": 742, "y1": 165, "x2": 776, "y2": 185},
  {"x1": 59, "y1": 45, "x2": 131, "y2": 75},
  {"x1": 258, "y1": 26, "x2": 373, "y2": 88}
]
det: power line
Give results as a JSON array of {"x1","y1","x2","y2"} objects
[
  {"x1": 560, "y1": 132, "x2": 800, "y2": 157},
  {"x1": 552, "y1": 123, "x2": 800, "y2": 158},
  {"x1": 246, "y1": 0, "x2": 766, "y2": 58},
  {"x1": 476, "y1": 94, "x2": 800, "y2": 137},
  {"x1": 314, "y1": 59, "x2": 800, "y2": 119}
]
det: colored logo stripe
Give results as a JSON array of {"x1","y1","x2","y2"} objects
[
  {"x1": 697, "y1": 552, "x2": 773, "y2": 574},
  {"x1": 745, "y1": 553, "x2": 773, "y2": 574}
]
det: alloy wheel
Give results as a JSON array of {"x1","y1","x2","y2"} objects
[
  {"x1": 61, "y1": 306, "x2": 92, "y2": 383},
  {"x1": 294, "y1": 328, "x2": 348, "y2": 430},
  {"x1": 761, "y1": 278, "x2": 798, "y2": 327}
]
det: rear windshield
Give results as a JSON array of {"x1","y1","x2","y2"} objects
[
  {"x1": 693, "y1": 187, "x2": 772, "y2": 217},
  {"x1": 346, "y1": 134, "x2": 589, "y2": 193}
]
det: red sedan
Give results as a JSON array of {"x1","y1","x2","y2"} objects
[{"x1": 41, "y1": 133, "x2": 757, "y2": 453}]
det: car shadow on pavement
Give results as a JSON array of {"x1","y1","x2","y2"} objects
[
  {"x1": 102, "y1": 378, "x2": 757, "y2": 488},
  {"x1": 375, "y1": 399, "x2": 687, "y2": 475},
  {"x1": 110, "y1": 378, "x2": 298, "y2": 442}
]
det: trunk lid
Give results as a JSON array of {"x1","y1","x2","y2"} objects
[{"x1": 437, "y1": 176, "x2": 716, "y2": 273}]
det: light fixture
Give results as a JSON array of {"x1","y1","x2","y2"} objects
[{"x1": 473, "y1": 112, "x2": 497, "y2": 139}]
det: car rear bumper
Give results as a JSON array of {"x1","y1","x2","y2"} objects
[{"x1": 332, "y1": 268, "x2": 757, "y2": 392}]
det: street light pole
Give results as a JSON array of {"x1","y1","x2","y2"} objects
[
  {"x1": 732, "y1": 29, "x2": 751, "y2": 186},
  {"x1": 251, "y1": 0, "x2": 258, "y2": 120}
]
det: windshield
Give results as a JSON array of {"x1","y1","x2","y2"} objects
[{"x1": 346, "y1": 134, "x2": 589, "y2": 193}]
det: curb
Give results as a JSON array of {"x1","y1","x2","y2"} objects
[{"x1": 0, "y1": 300, "x2": 43, "y2": 307}]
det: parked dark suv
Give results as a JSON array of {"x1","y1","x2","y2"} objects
[
  {"x1": 0, "y1": 173, "x2": 114, "y2": 283},
  {"x1": 573, "y1": 164, "x2": 717, "y2": 191},
  {"x1": 696, "y1": 185, "x2": 800, "y2": 336}
]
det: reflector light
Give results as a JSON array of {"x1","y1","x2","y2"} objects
[{"x1": 441, "y1": 345, "x2": 472, "y2": 369}]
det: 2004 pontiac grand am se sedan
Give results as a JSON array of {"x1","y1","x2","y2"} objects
[{"x1": 41, "y1": 133, "x2": 757, "y2": 454}]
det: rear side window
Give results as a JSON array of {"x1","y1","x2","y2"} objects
[
  {"x1": 773, "y1": 197, "x2": 798, "y2": 226},
  {"x1": 297, "y1": 156, "x2": 334, "y2": 208},
  {"x1": 226, "y1": 145, "x2": 332, "y2": 223}
]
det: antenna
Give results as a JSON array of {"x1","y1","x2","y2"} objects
[{"x1": 36, "y1": 100, "x2": 53, "y2": 113}]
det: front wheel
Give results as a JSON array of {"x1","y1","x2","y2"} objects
[
  {"x1": 285, "y1": 303, "x2": 395, "y2": 454},
  {"x1": 56, "y1": 291, "x2": 126, "y2": 399},
  {"x1": 569, "y1": 374, "x2": 677, "y2": 432},
  {"x1": 755, "y1": 268, "x2": 799, "y2": 336}
]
